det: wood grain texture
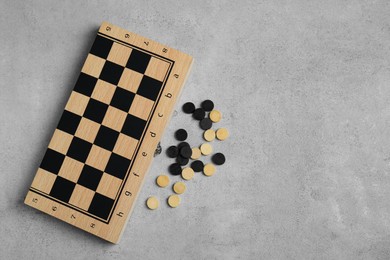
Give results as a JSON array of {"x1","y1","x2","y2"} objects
[{"x1": 24, "y1": 21, "x2": 193, "y2": 243}]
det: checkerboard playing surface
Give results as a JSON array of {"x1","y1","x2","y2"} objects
[{"x1": 25, "y1": 22, "x2": 193, "y2": 243}]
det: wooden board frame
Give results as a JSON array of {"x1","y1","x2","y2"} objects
[{"x1": 24, "y1": 21, "x2": 193, "y2": 243}]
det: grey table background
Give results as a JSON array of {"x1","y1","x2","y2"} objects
[{"x1": 2, "y1": 0, "x2": 390, "y2": 259}]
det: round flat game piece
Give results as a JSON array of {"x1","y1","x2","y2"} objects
[
  {"x1": 212, "y1": 153, "x2": 226, "y2": 165},
  {"x1": 175, "y1": 129, "x2": 188, "y2": 141},
  {"x1": 193, "y1": 108, "x2": 206, "y2": 120},
  {"x1": 201, "y1": 100, "x2": 214, "y2": 112},
  {"x1": 176, "y1": 155, "x2": 189, "y2": 166},
  {"x1": 169, "y1": 163, "x2": 182, "y2": 175},
  {"x1": 168, "y1": 194, "x2": 181, "y2": 208},
  {"x1": 191, "y1": 147, "x2": 201, "y2": 160},
  {"x1": 200, "y1": 118, "x2": 213, "y2": 130},
  {"x1": 191, "y1": 160, "x2": 204, "y2": 172},
  {"x1": 156, "y1": 175, "x2": 170, "y2": 188},
  {"x1": 209, "y1": 110, "x2": 222, "y2": 123},
  {"x1": 216, "y1": 128, "x2": 229, "y2": 141},
  {"x1": 146, "y1": 196, "x2": 159, "y2": 210},
  {"x1": 173, "y1": 182, "x2": 186, "y2": 194},
  {"x1": 203, "y1": 163, "x2": 216, "y2": 176},
  {"x1": 182, "y1": 102, "x2": 195, "y2": 114},
  {"x1": 180, "y1": 146, "x2": 192, "y2": 159},
  {"x1": 203, "y1": 129, "x2": 216, "y2": 142},
  {"x1": 178, "y1": 142, "x2": 190, "y2": 150},
  {"x1": 200, "y1": 143, "x2": 213, "y2": 155},
  {"x1": 166, "y1": 146, "x2": 179, "y2": 158},
  {"x1": 181, "y1": 167, "x2": 195, "y2": 180}
]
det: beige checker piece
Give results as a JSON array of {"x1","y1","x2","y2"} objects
[
  {"x1": 86, "y1": 145, "x2": 111, "y2": 171},
  {"x1": 69, "y1": 184, "x2": 95, "y2": 210},
  {"x1": 75, "y1": 118, "x2": 100, "y2": 143},
  {"x1": 107, "y1": 42, "x2": 132, "y2": 67},
  {"x1": 65, "y1": 91, "x2": 89, "y2": 116},
  {"x1": 96, "y1": 173, "x2": 122, "y2": 199},
  {"x1": 118, "y1": 68, "x2": 143, "y2": 93},
  {"x1": 91, "y1": 80, "x2": 116, "y2": 104},
  {"x1": 81, "y1": 54, "x2": 105, "y2": 78},
  {"x1": 48, "y1": 129, "x2": 73, "y2": 154},
  {"x1": 31, "y1": 168, "x2": 56, "y2": 194},
  {"x1": 113, "y1": 133, "x2": 138, "y2": 158},
  {"x1": 128, "y1": 95, "x2": 154, "y2": 120},
  {"x1": 58, "y1": 157, "x2": 84, "y2": 183},
  {"x1": 102, "y1": 106, "x2": 127, "y2": 132},
  {"x1": 144, "y1": 57, "x2": 171, "y2": 82}
]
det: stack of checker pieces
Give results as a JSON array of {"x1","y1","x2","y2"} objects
[{"x1": 147, "y1": 100, "x2": 229, "y2": 209}]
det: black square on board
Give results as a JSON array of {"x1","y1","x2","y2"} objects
[
  {"x1": 57, "y1": 110, "x2": 81, "y2": 135},
  {"x1": 73, "y1": 73, "x2": 98, "y2": 97},
  {"x1": 40, "y1": 149, "x2": 65, "y2": 174},
  {"x1": 83, "y1": 98, "x2": 108, "y2": 124},
  {"x1": 121, "y1": 114, "x2": 147, "y2": 140},
  {"x1": 66, "y1": 137, "x2": 92, "y2": 163},
  {"x1": 94, "y1": 125, "x2": 119, "y2": 151},
  {"x1": 137, "y1": 75, "x2": 163, "y2": 101},
  {"x1": 105, "y1": 153, "x2": 131, "y2": 179},
  {"x1": 110, "y1": 87, "x2": 135, "y2": 112},
  {"x1": 88, "y1": 193, "x2": 115, "y2": 220},
  {"x1": 89, "y1": 35, "x2": 113, "y2": 59},
  {"x1": 99, "y1": 61, "x2": 124, "y2": 85},
  {"x1": 49, "y1": 176, "x2": 76, "y2": 203},
  {"x1": 77, "y1": 165, "x2": 103, "y2": 191},
  {"x1": 126, "y1": 49, "x2": 151, "y2": 74}
]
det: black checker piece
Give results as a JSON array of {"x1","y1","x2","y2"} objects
[
  {"x1": 94, "y1": 125, "x2": 119, "y2": 151},
  {"x1": 88, "y1": 193, "x2": 115, "y2": 220},
  {"x1": 126, "y1": 49, "x2": 151, "y2": 74},
  {"x1": 166, "y1": 146, "x2": 179, "y2": 158},
  {"x1": 57, "y1": 110, "x2": 81, "y2": 135},
  {"x1": 73, "y1": 73, "x2": 98, "y2": 97},
  {"x1": 89, "y1": 35, "x2": 113, "y2": 59},
  {"x1": 77, "y1": 165, "x2": 103, "y2": 191},
  {"x1": 121, "y1": 114, "x2": 147, "y2": 140},
  {"x1": 83, "y1": 98, "x2": 108, "y2": 124},
  {"x1": 137, "y1": 76, "x2": 163, "y2": 101},
  {"x1": 49, "y1": 176, "x2": 76, "y2": 203},
  {"x1": 105, "y1": 153, "x2": 131, "y2": 180},
  {"x1": 99, "y1": 61, "x2": 124, "y2": 85},
  {"x1": 110, "y1": 87, "x2": 135, "y2": 112},
  {"x1": 40, "y1": 149, "x2": 65, "y2": 174},
  {"x1": 67, "y1": 137, "x2": 92, "y2": 163}
]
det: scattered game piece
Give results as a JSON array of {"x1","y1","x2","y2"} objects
[
  {"x1": 200, "y1": 118, "x2": 213, "y2": 130},
  {"x1": 181, "y1": 167, "x2": 195, "y2": 180},
  {"x1": 216, "y1": 128, "x2": 229, "y2": 141},
  {"x1": 167, "y1": 146, "x2": 179, "y2": 158},
  {"x1": 182, "y1": 102, "x2": 195, "y2": 114},
  {"x1": 180, "y1": 146, "x2": 192, "y2": 159},
  {"x1": 176, "y1": 156, "x2": 189, "y2": 166},
  {"x1": 167, "y1": 194, "x2": 181, "y2": 208},
  {"x1": 201, "y1": 100, "x2": 214, "y2": 111},
  {"x1": 212, "y1": 153, "x2": 226, "y2": 165},
  {"x1": 178, "y1": 142, "x2": 190, "y2": 150},
  {"x1": 146, "y1": 196, "x2": 159, "y2": 210},
  {"x1": 173, "y1": 182, "x2": 186, "y2": 194},
  {"x1": 156, "y1": 175, "x2": 170, "y2": 188},
  {"x1": 190, "y1": 160, "x2": 204, "y2": 172},
  {"x1": 24, "y1": 22, "x2": 193, "y2": 243},
  {"x1": 203, "y1": 129, "x2": 216, "y2": 142},
  {"x1": 200, "y1": 143, "x2": 213, "y2": 155},
  {"x1": 209, "y1": 110, "x2": 222, "y2": 123},
  {"x1": 203, "y1": 163, "x2": 216, "y2": 176},
  {"x1": 193, "y1": 108, "x2": 206, "y2": 120},
  {"x1": 190, "y1": 147, "x2": 201, "y2": 160},
  {"x1": 175, "y1": 129, "x2": 188, "y2": 141},
  {"x1": 169, "y1": 163, "x2": 182, "y2": 176}
]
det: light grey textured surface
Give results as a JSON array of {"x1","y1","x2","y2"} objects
[{"x1": 2, "y1": 0, "x2": 390, "y2": 259}]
